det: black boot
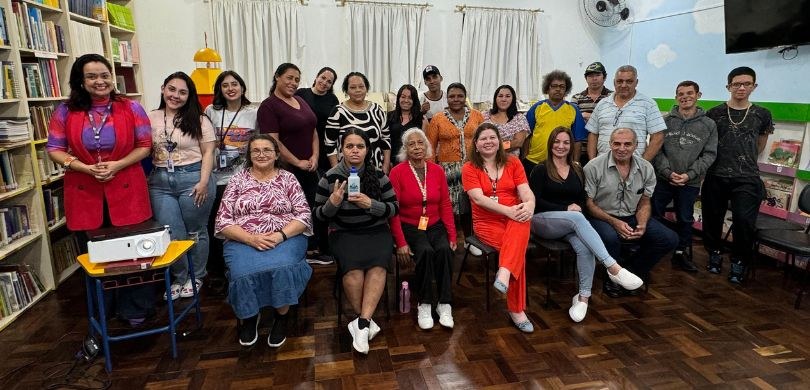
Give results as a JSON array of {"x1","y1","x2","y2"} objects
[
  {"x1": 672, "y1": 250, "x2": 698, "y2": 273},
  {"x1": 267, "y1": 311, "x2": 288, "y2": 348}
]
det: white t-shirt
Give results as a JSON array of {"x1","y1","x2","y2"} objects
[
  {"x1": 420, "y1": 91, "x2": 447, "y2": 120},
  {"x1": 204, "y1": 104, "x2": 258, "y2": 185}
]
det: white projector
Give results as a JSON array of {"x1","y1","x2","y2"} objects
[{"x1": 87, "y1": 222, "x2": 172, "y2": 263}]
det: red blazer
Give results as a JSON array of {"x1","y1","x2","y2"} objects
[{"x1": 63, "y1": 99, "x2": 152, "y2": 231}]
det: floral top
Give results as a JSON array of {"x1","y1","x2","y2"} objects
[
  {"x1": 214, "y1": 168, "x2": 313, "y2": 239},
  {"x1": 482, "y1": 111, "x2": 529, "y2": 156}
]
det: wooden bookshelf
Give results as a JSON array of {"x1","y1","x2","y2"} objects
[{"x1": 0, "y1": 0, "x2": 144, "y2": 331}]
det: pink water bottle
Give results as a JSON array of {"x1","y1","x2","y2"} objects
[{"x1": 399, "y1": 281, "x2": 411, "y2": 313}]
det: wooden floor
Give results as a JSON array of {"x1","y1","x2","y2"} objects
[{"x1": 3, "y1": 239, "x2": 810, "y2": 389}]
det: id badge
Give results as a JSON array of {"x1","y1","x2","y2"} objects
[
  {"x1": 167, "y1": 156, "x2": 175, "y2": 173},
  {"x1": 490, "y1": 195, "x2": 499, "y2": 203},
  {"x1": 418, "y1": 215, "x2": 429, "y2": 230},
  {"x1": 219, "y1": 153, "x2": 228, "y2": 169}
]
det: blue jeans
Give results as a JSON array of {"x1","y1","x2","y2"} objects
[
  {"x1": 589, "y1": 215, "x2": 678, "y2": 280},
  {"x1": 651, "y1": 180, "x2": 700, "y2": 251},
  {"x1": 531, "y1": 211, "x2": 618, "y2": 297},
  {"x1": 149, "y1": 162, "x2": 216, "y2": 283}
]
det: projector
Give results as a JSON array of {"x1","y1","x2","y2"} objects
[{"x1": 87, "y1": 221, "x2": 172, "y2": 263}]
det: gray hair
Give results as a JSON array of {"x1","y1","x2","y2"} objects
[
  {"x1": 397, "y1": 127, "x2": 433, "y2": 162},
  {"x1": 610, "y1": 127, "x2": 638, "y2": 145},
  {"x1": 615, "y1": 65, "x2": 638, "y2": 78}
]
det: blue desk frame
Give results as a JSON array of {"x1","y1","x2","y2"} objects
[{"x1": 82, "y1": 241, "x2": 202, "y2": 372}]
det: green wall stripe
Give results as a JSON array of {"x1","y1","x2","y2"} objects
[{"x1": 654, "y1": 98, "x2": 810, "y2": 122}]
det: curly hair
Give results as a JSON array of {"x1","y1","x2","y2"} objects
[{"x1": 542, "y1": 70, "x2": 573, "y2": 95}]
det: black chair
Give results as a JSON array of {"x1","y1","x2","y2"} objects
[
  {"x1": 755, "y1": 185, "x2": 810, "y2": 308},
  {"x1": 456, "y1": 235, "x2": 498, "y2": 311},
  {"x1": 529, "y1": 233, "x2": 574, "y2": 307}
]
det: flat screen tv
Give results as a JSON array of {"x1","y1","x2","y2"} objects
[{"x1": 725, "y1": 0, "x2": 810, "y2": 54}]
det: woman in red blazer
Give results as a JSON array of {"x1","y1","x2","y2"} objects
[{"x1": 47, "y1": 54, "x2": 154, "y2": 326}]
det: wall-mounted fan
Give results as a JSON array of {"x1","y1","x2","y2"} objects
[{"x1": 583, "y1": 0, "x2": 631, "y2": 27}]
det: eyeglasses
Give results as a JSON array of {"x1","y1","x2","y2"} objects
[
  {"x1": 729, "y1": 82, "x2": 755, "y2": 89},
  {"x1": 85, "y1": 72, "x2": 112, "y2": 81},
  {"x1": 250, "y1": 148, "x2": 276, "y2": 156},
  {"x1": 616, "y1": 181, "x2": 630, "y2": 211},
  {"x1": 549, "y1": 83, "x2": 567, "y2": 90},
  {"x1": 613, "y1": 109, "x2": 624, "y2": 126}
]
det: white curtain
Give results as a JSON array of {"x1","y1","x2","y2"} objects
[
  {"x1": 459, "y1": 9, "x2": 541, "y2": 103},
  {"x1": 210, "y1": 0, "x2": 304, "y2": 102},
  {"x1": 346, "y1": 4, "x2": 426, "y2": 94}
]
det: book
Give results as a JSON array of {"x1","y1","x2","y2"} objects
[
  {"x1": 763, "y1": 188, "x2": 791, "y2": 211},
  {"x1": 101, "y1": 257, "x2": 156, "y2": 274},
  {"x1": 768, "y1": 139, "x2": 801, "y2": 168}
]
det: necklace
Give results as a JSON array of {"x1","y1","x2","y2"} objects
[{"x1": 727, "y1": 103, "x2": 751, "y2": 128}]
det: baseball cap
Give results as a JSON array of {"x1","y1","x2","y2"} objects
[
  {"x1": 423, "y1": 65, "x2": 441, "y2": 79},
  {"x1": 584, "y1": 62, "x2": 606, "y2": 76}
]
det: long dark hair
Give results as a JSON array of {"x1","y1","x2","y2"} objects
[
  {"x1": 68, "y1": 54, "x2": 121, "y2": 111},
  {"x1": 341, "y1": 128, "x2": 381, "y2": 200},
  {"x1": 158, "y1": 72, "x2": 203, "y2": 140},
  {"x1": 489, "y1": 85, "x2": 518, "y2": 122},
  {"x1": 211, "y1": 70, "x2": 251, "y2": 110},
  {"x1": 312, "y1": 66, "x2": 337, "y2": 95},
  {"x1": 469, "y1": 123, "x2": 507, "y2": 169},
  {"x1": 544, "y1": 126, "x2": 583, "y2": 184},
  {"x1": 389, "y1": 84, "x2": 422, "y2": 125},
  {"x1": 270, "y1": 63, "x2": 301, "y2": 94},
  {"x1": 244, "y1": 134, "x2": 281, "y2": 169}
]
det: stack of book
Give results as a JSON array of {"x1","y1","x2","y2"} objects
[
  {"x1": 1, "y1": 60, "x2": 21, "y2": 99},
  {"x1": 21, "y1": 59, "x2": 61, "y2": 98},
  {"x1": 106, "y1": 3, "x2": 134, "y2": 30},
  {"x1": 0, "y1": 204, "x2": 32, "y2": 247},
  {"x1": 0, "y1": 118, "x2": 30, "y2": 143},
  {"x1": 29, "y1": 105, "x2": 53, "y2": 140},
  {"x1": 42, "y1": 185, "x2": 64, "y2": 227},
  {"x1": 0, "y1": 6, "x2": 10, "y2": 46},
  {"x1": 11, "y1": 1, "x2": 66, "y2": 53},
  {"x1": 68, "y1": 20, "x2": 103, "y2": 57},
  {"x1": 51, "y1": 234, "x2": 79, "y2": 275},
  {"x1": 68, "y1": 0, "x2": 106, "y2": 20},
  {"x1": 0, "y1": 264, "x2": 44, "y2": 319}
]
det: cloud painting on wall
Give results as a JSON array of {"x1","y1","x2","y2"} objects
[{"x1": 647, "y1": 43, "x2": 677, "y2": 68}]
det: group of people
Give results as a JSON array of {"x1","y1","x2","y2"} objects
[{"x1": 48, "y1": 53, "x2": 773, "y2": 354}]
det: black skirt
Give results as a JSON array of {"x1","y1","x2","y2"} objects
[{"x1": 330, "y1": 224, "x2": 393, "y2": 275}]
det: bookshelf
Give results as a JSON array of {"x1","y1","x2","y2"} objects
[{"x1": 0, "y1": 0, "x2": 144, "y2": 332}]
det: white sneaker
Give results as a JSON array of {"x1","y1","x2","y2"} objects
[
  {"x1": 608, "y1": 268, "x2": 643, "y2": 290},
  {"x1": 369, "y1": 319, "x2": 381, "y2": 340},
  {"x1": 348, "y1": 318, "x2": 370, "y2": 354},
  {"x1": 163, "y1": 283, "x2": 181, "y2": 301},
  {"x1": 436, "y1": 303, "x2": 454, "y2": 328},
  {"x1": 569, "y1": 294, "x2": 588, "y2": 323},
  {"x1": 465, "y1": 242, "x2": 483, "y2": 257},
  {"x1": 417, "y1": 303, "x2": 434, "y2": 330},
  {"x1": 179, "y1": 278, "x2": 202, "y2": 298}
]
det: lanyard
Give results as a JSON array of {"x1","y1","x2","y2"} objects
[
  {"x1": 162, "y1": 111, "x2": 178, "y2": 153},
  {"x1": 484, "y1": 164, "x2": 500, "y2": 197},
  {"x1": 87, "y1": 103, "x2": 112, "y2": 163},
  {"x1": 218, "y1": 104, "x2": 242, "y2": 150},
  {"x1": 409, "y1": 161, "x2": 428, "y2": 215}
]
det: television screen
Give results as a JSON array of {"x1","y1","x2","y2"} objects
[{"x1": 725, "y1": 0, "x2": 810, "y2": 54}]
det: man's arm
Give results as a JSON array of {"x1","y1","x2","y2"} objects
[
  {"x1": 757, "y1": 133, "x2": 769, "y2": 156},
  {"x1": 587, "y1": 132, "x2": 598, "y2": 159},
  {"x1": 642, "y1": 132, "x2": 664, "y2": 161},
  {"x1": 586, "y1": 197, "x2": 635, "y2": 238}
]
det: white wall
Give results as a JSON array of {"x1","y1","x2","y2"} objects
[{"x1": 133, "y1": 0, "x2": 599, "y2": 106}]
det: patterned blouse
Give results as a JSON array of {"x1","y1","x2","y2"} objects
[
  {"x1": 324, "y1": 101, "x2": 391, "y2": 170},
  {"x1": 482, "y1": 111, "x2": 529, "y2": 156},
  {"x1": 214, "y1": 168, "x2": 313, "y2": 239}
]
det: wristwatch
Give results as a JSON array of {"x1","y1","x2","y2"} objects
[{"x1": 63, "y1": 156, "x2": 78, "y2": 169}]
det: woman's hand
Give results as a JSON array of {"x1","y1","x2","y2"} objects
[
  {"x1": 567, "y1": 203, "x2": 582, "y2": 212},
  {"x1": 189, "y1": 180, "x2": 209, "y2": 207},
  {"x1": 510, "y1": 203, "x2": 532, "y2": 223},
  {"x1": 449, "y1": 241, "x2": 457, "y2": 251},
  {"x1": 308, "y1": 156, "x2": 318, "y2": 172},
  {"x1": 91, "y1": 160, "x2": 126, "y2": 182},
  {"x1": 329, "y1": 179, "x2": 346, "y2": 206},
  {"x1": 348, "y1": 192, "x2": 372, "y2": 209},
  {"x1": 248, "y1": 232, "x2": 278, "y2": 251},
  {"x1": 396, "y1": 245, "x2": 414, "y2": 268}
]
